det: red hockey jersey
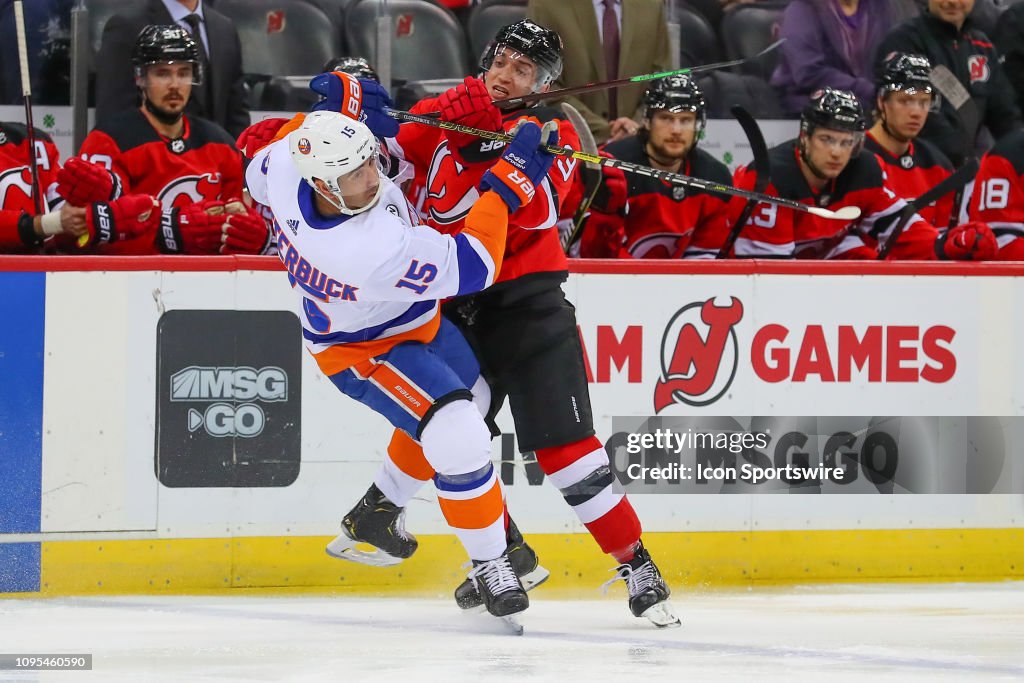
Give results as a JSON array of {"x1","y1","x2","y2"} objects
[
  {"x1": 0, "y1": 122, "x2": 62, "y2": 252},
  {"x1": 78, "y1": 109, "x2": 243, "y2": 210},
  {"x1": 968, "y1": 128, "x2": 1024, "y2": 259},
  {"x1": 581, "y1": 136, "x2": 731, "y2": 258},
  {"x1": 730, "y1": 141, "x2": 931, "y2": 259},
  {"x1": 865, "y1": 132, "x2": 955, "y2": 228},
  {"x1": 388, "y1": 100, "x2": 580, "y2": 284}
]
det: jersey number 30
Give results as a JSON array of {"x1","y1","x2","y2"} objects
[{"x1": 396, "y1": 260, "x2": 438, "y2": 294}]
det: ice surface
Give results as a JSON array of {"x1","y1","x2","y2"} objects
[{"x1": 1, "y1": 582, "x2": 1022, "y2": 682}]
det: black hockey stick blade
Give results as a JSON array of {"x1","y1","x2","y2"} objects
[
  {"x1": 877, "y1": 156, "x2": 979, "y2": 260},
  {"x1": 717, "y1": 105, "x2": 771, "y2": 258}
]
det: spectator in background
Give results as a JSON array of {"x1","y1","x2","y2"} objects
[
  {"x1": 771, "y1": 0, "x2": 892, "y2": 116},
  {"x1": 95, "y1": 0, "x2": 249, "y2": 139},
  {"x1": 60, "y1": 26, "x2": 267, "y2": 255},
  {"x1": 580, "y1": 75, "x2": 732, "y2": 258},
  {"x1": 994, "y1": 3, "x2": 1024, "y2": 120},
  {"x1": 876, "y1": 0, "x2": 1022, "y2": 166},
  {"x1": 0, "y1": 0, "x2": 73, "y2": 105},
  {"x1": 527, "y1": 0, "x2": 671, "y2": 144}
]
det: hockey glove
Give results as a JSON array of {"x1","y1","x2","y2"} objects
[
  {"x1": 937, "y1": 221, "x2": 997, "y2": 261},
  {"x1": 77, "y1": 194, "x2": 160, "y2": 247},
  {"x1": 158, "y1": 199, "x2": 230, "y2": 254},
  {"x1": 221, "y1": 210, "x2": 270, "y2": 254},
  {"x1": 594, "y1": 154, "x2": 628, "y2": 214},
  {"x1": 438, "y1": 77, "x2": 502, "y2": 161},
  {"x1": 310, "y1": 73, "x2": 400, "y2": 138},
  {"x1": 480, "y1": 120, "x2": 559, "y2": 213},
  {"x1": 236, "y1": 117, "x2": 289, "y2": 158},
  {"x1": 56, "y1": 157, "x2": 121, "y2": 206}
]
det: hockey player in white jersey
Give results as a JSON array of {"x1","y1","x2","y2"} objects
[{"x1": 245, "y1": 109, "x2": 559, "y2": 623}]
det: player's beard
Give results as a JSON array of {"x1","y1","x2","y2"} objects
[{"x1": 144, "y1": 97, "x2": 185, "y2": 126}]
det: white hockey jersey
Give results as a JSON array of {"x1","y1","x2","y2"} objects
[{"x1": 245, "y1": 137, "x2": 506, "y2": 375}]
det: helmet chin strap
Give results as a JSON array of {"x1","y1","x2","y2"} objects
[
  {"x1": 879, "y1": 108, "x2": 913, "y2": 145},
  {"x1": 799, "y1": 134, "x2": 832, "y2": 181},
  {"x1": 312, "y1": 175, "x2": 384, "y2": 217}
]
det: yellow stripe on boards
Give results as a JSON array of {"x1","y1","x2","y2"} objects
[{"x1": 1, "y1": 529, "x2": 1020, "y2": 598}]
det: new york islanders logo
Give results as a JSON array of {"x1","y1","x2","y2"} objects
[{"x1": 654, "y1": 297, "x2": 744, "y2": 411}]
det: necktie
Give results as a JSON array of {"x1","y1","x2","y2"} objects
[
  {"x1": 182, "y1": 13, "x2": 213, "y2": 115},
  {"x1": 602, "y1": 0, "x2": 620, "y2": 119}
]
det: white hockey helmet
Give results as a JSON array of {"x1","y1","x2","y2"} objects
[{"x1": 289, "y1": 110, "x2": 382, "y2": 215}]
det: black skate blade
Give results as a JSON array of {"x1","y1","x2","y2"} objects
[
  {"x1": 640, "y1": 601, "x2": 681, "y2": 629},
  {"x1": 325, "y1": 533, "x2": 403, "y2": 567}
]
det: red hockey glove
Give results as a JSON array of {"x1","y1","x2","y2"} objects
[
  {"x1": 221, "y1": 210, "x2": 270, "y2": 254},
  {"x1": 438, "y1": 77, "x2": 502, "y2": 160},
  {"x1": 939, "y1": 221, "x2": 998, "y2": 261},
  {"x1": 158, "y1": 199, "x2": 229, "y2": 254},
  {"x1": 480, "y1": 120, "x2": 559, "y2": 212},
  {"x1": 81, "y1": 194, "x2": 160, "y2": 246},
  {"x1": 579, "y1": 209, "x2": 627, "y2": 258},
  {"x1": 235, "y1": 117, "x2": 289, "y2": 159},
  {"x1": 594, "y1": 155, "x2": 628, "y2": 214},
  {"x1": 56, "y1": 157, "x2": 120, "y2": 206}
]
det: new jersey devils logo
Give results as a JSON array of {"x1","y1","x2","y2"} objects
[
  {"x1": 425, "y1": 142, "x2": 479, "y2": 225},
  {"x1": 654, "y1": 297, "x2": 744, "y2": 411},
  {"x1": 158, "y1": 172, "x2": 223, "y2": 208},
  {"x1": 0, "y1": 165, "x2": 35, "y2": 213},
  {"x1": 968, "y1": 55, "x2": 990, "y2": 84}
]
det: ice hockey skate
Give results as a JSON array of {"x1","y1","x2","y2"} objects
[
  {"x1": 325, "y1": 484, "x2": 418, "y2": 567},
  {"x1": 465, "y1": 552, "x2": 530, "y2": 635},
  {"x1": 603, "y1": 543, "x2": 680, "y2": 628},
  {"x1": 454, "y1": 518, "x2": 549, "y2": 611}
]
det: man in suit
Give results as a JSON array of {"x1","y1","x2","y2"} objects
[
  {"x1": 527, "y1": 0, "x2": 671, "y2": 143},
  {"x1": 95, "y1": 0, "x2": 249, "y2": 139}
]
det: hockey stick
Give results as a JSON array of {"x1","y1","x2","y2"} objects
[
  {"x1": 493, "y1": 39, "x2": 786, "y2": 110},
  {"x1": 929, "y1": 65, "x2": 981, "y2": 230},
  {"x1": 559, "y1": 102, "x2": 601, "y2": 254},
  {"x1": 876, "y1": 156, "x2": 979, "y2": 260},
  {"x1": 388, "y1": 108, "x2": 861, "y2": 221},
  {"x1": 717, "y1": 105, "x2": 770, "y2": 258},
  {"x1": 14, "y1": 0, "x2": 43, "y2": 215}
]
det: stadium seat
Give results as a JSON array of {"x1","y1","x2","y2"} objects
[
  {"x1": 466, "y1": 0, "x2": 527, "y2": 64},
  {"x1": 668, "y1": 1, "x2": 721, "y2": 67},
  {"x1": 306, "y1": 0, "x2": 355, "y2": 54},
  {"x1": 214, "y1": 0, "x2": 340, "y2": 77},
  {"x1": 83, "y1": 0, "x2": 140, "y2": 56},
  {"x1": 697, "y1": 71, "x2": 785, "y2": 120},
  {"x1": 719, "y1": 1, "x2": 787, "y2": 80},
  {"x1": 345, "y1": 0, "x2": 470, "y2": 81}
]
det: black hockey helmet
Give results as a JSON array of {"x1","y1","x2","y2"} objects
[
  {"x1": 801, "y1": 87, "x2": 867, "y2": 136},
  {"x1": 132, "y1": 25, "x2": 202, "y2": 83},
  {"x1": 479, "y1": 20, "x2": 563, "y2": 90},
  {"x1": 322, "y1": 56, "x2": 380, "y2": 83},
  {"x1": 643, "y1": 75, "x2": 707, "y2": 127},
  {"x1": 878, "y1": 52, "x2": 934, "y2": 96}
]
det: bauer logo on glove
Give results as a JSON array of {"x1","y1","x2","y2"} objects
[{"x1": 479, "y1": 119, "x2": 559, "y2": 212}]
